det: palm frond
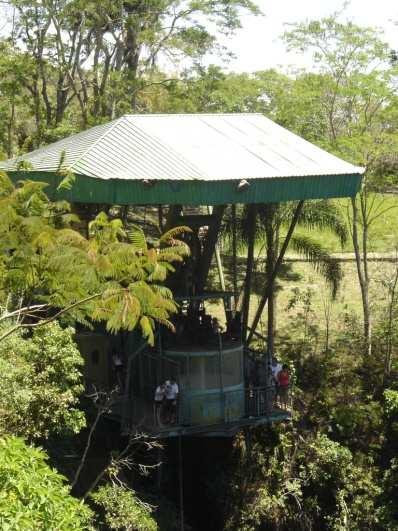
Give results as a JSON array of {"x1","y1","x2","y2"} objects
[
  {"x1": 290, "y1": 235, "x2": 343, "y2": 298},
  {"x1": 222, "y1": 204, "x2": 263, "y2": 252},
  {"x1": 296, "y1": 200, "x2": 348, "y2": 248}
]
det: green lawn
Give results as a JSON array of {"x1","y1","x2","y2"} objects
[
  {"x1": 292, "y1": 194, "x2": 398, "y2": 254},
  {"x1": 208, "y1": 257, "x2": 397, "y2": 345}
]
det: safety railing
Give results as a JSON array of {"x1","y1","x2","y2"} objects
[
  {"x1": 178, "y1": 387, "x2": 245, "y2": 427},
  {"x1": 245, "y1": 386, "x2": 272, "y2": 417},
  {"x1": 117, "y1": 384, "x2": 290, "y2": 434}
]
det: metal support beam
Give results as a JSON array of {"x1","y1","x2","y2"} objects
[
  {"x1": 231, "y1": 204, "x2": 238, "y2": 310},
  {"x1": 247, "y1": 201, "x2": 304, "y2": 344},
  {"x1": 178, "y1": 434, "x2": 185, "y2": 531}
]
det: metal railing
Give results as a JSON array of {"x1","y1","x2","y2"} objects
[
  {"x1": 179, "y1": 387, "x2": 245, "y2": 427},
  {"x1": 245, "y1": 386, "x2": 274, "y2": 417},
  {"x1": 246, "y1": 385, "x2": 291, "y2": 415},
  {"x1": 117, "y1": 384, "x2": 291, "y2": 433}
]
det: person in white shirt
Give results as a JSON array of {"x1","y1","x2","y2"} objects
[
  {"x1": 153, "y1": 383, "x2": 165, "y2": 426},
  {"x1": 271, "y1": 356, "x2": 282, "y2": 379},
  {"x1": 165, "y1": 378, "x2": 179, "y2": 424},
  {"x1": 112, "y1": 350, "x2": 124, "y2": 392},
  {"x1": 271, "y1": 356, "x2": 282, "y2": 406}
]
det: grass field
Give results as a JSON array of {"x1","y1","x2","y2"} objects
[
  {"x1": 207, "y1": 258, "x2": 397, "y2": 347},
  {"x1": 291, "y1": 194, "x2": 398, "y2": 254},
  {"x1": 206, "y1": 193, "x2": 398, "y2": 347}
]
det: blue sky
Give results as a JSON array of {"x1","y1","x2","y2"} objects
[{"x1": 216, "y1": 0, "x2": 398, "y2": 72}]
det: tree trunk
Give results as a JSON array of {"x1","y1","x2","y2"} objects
[
  {"x1": 241, "y1": 205, "x2": 257, "y2": 342},
  {"x1": 247, "y1": 201, "x2": 304, "y2": 344},
  {"x1": 265, "y1": 204, "x2": 278, "y2": 357},
  {"x1": 351, "y1": 195, "x2": 372, "y2": 356},
  {"x1": 6, "y1": 96, "x2": 15, "y2": 158}
]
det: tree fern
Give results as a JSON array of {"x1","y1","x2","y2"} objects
[
  {"x1": 126, "y1": 225, "x2": 148, "y2": 252},
  {"x1": 160, "y1": 226, "x2": 192, "y2": 246},
  {"x1": 0, "y1": 176, "x2": 189, "y2": 346}
]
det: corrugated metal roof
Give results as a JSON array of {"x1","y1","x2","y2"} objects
[{"x1": 1, "y1": 114, "x2": 364, "y2": 182}]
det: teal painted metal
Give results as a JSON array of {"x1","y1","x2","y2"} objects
[
  {"x1": 180, "y1": 384, "x2": 245, "y2": 425},
  {"x1": 152, "y1": 410, "x2": 291, "y2": 438},
  {"x1": 7, "y1": 170, "x2": 362, "y2": 206}
]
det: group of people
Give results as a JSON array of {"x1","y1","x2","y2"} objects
[
  {"x1": 167, "y1": 309, "x2": 223, "y2": 347},
  {"x1": 153, "y1": 378, "x2": 179, "y2": 426},
  {"x1": 271, "y1": 357, "x2": 290, "y2": 409},
  {"x1": 164, "y1": 307, "x2": 242, "y2": 348}
]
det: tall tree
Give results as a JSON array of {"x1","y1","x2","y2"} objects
[
  {"x1": 283, "y1": 15, "x2": 398, "y2": 355},
  {"x1": 9, "y1": 0, "x2": 259, "y2": 142}
]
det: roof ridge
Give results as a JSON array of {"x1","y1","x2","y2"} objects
[
  {"x1": 69, "y1": 116, "x2": 124, "y2": 172},
  {"x1": 122, "y1": 112, "x2": 263, "y2": 117}
]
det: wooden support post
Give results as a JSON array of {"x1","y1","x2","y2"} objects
[
  {"x1": 265, "y1": 204, "x2": 277, "y2": 358},
  {"x1": 247, "y1": 201, "x2": 304, "y2": 344},
  {"x1": 207, "y1": 206, "x2": 226, "y2": 292}
]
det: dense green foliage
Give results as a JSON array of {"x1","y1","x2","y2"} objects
[
  {"x1": 92, "y1": 484, "x2": 158, "y2": 531},
  {"x1": 0, "y1": 175, "x2": 188, "y2": 527},
  {"x1": 0, "y1": 322, "x2": 85, "y2": 440},
  {"x1": 223, "y1": 430, "x2": 382, "y2": 531},
  {"x1": 0, "y1": 173, "x2": 188, "y2": 344},
  {"x1": 0, "y1": 436, "x2": 93, "y2": 530}
]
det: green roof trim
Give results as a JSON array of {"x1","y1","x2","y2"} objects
[{"x1": 9, "y1": 171, "x2": 362, "y2": 205}]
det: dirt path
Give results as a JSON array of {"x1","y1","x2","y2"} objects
[{"x1": 284, "y1": 252, "x2": 398, "y2": 262}]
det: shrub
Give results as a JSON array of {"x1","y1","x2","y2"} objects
[
  {"x1": 0, "y1": 436, "x2": 93, "y2": 530},
  {"x1": 0, "y1": 321, "x2": 85, "y2": 440},
  {"x1": 92, "y1": 484, "x2": 158, "y2": 531}
]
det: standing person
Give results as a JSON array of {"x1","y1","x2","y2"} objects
[
  {"x1": 165, "y1": 378, "x2": 179, "y2": 424},
  {"x1": 229, "y1": 310, "x2": 242, "y2": 341},
  {"x1": 277, "y1": 364, "x2": 290, "y2": 409},
  {"x1": 153, "y1": 383, "x2": 165, "y2": 426},
  {"x1": 271, "y1": 356, "x2": 282, "y2": 406},
  {"x1": 112, "y1": 349, "x2": 124, "y2": 392}
]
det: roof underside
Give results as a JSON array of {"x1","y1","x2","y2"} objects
[{"x1": 1, "y1": 114, "x2": 364, "y2": 205}]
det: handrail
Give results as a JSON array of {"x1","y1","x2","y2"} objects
[{"x1": 117, "y1": 384, "x2": 291, "y2": 434}]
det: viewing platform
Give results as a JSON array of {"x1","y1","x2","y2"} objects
[
  {"x1": 114, "y1": 385, "x2": 291, "y2": 438},
  {"x1": 111, "y1": 338, "x2": 291, "y2": 438}
]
